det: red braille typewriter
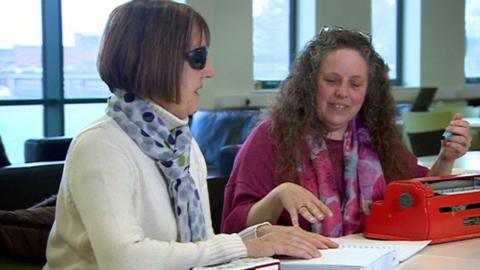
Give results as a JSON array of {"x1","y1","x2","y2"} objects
[{"x1": 364, "y1": 173, "x2": 480, "y2": 244}]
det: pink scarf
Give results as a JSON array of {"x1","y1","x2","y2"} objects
[{"x1": 299, "y1": 118, "x2": 385, "y2": 237}]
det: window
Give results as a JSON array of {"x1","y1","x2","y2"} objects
[
  {"x1": 0, "y1": 0, "x2": 43, "y2": 163},
  {"x1": 371, "y1": 0, "x2": 401, "y2": 84},
  {"x1": 64, "y1": 103, "x2": 107, "y2": 136},
  {"x1": 61, "y1": 0, "x2": 128, "y2": 136},
  {"x1": 0, "y1": 0, "x2": 129, "y2": 164},
  {"x1": 0, "y1": 105, "x2": 42, "y2": 163},
  {"x1": 0, "y1": 0, "x2": 43, "y2": 100},
  {"x1": 466, "y1": 0, "x2": 480, "y2": 82},
  {"x1": 252, "y1": 0, "x2": 292, "y2": 88},
  {"x1": 62, "y1": 0, "x2": 128, "y2": 99},
  {"x1": 253, "y1": 0, "x2": 400, "y2": 88},
  {"x1": 0, "y1": 0, "x2": 189, "y2": 164}
]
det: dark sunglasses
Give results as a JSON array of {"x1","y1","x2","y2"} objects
[{"x1": 185, "y1": 47, "x2": 208, "y2": 70}]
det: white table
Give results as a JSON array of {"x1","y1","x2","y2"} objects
[
  {"x1": 417, "y1": 151, "x2": 480, "y2": 173},
  {"x1": 464, "y1": 117, "x2": 480, "y2": 129},
  {"x1": 398, "y1": 237, "x2": 480, "y2": 269}
]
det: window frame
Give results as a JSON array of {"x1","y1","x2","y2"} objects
[
  {"x1": 257, "y1": 0, "x2": 404, "y2": 88},
  {"x1": 0, "y1": 0, "x2": 106, "y2": 137},
  {"x1": 391, "y1": 0, "x2": 403, "y2": 86}
]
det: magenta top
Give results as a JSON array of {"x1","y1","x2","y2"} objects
[{"x1": 221, "y1": 120, "x2": 429, "y2": 234}]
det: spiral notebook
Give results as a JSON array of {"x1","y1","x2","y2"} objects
[
  {"x1": 280, "y1": 245, "x2": 397, "y2": 270},
  {"x1": 280, "y1": 234, "x2": 430, "y2": 270},
  {"x1": 332, "y1": 235, "x2": 430, "y2": 262}
]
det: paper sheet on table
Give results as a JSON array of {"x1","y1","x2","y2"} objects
[{"x1": 331, "y1": 234, "x2": 430, "y2": 262}]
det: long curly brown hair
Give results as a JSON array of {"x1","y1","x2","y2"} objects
[{"x1": 270, "y1": 27, "x2": 404, "y2": 181}]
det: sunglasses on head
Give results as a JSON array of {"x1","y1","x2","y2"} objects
[
  {"x1": 185, "y1": 47, "x2": 208, "y2": 70},
  {"x1": 320, "y1": 26, "x2": 371, "y2": 41}
]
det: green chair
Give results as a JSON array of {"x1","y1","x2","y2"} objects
[
  {"x1": 401, "y1": 111, "x2": 452, "y2": 156},
  {"x1": 433, "y1": 102, "x2": 480, "y2": 117}
]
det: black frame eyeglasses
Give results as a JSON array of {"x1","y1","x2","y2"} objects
[{"x1": 185, "y1": 47, "x2": 208, "y2": 70}]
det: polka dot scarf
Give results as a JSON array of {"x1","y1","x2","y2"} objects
[{"x1": 107, "y1": 89, "x2": 207, "y2": 242}]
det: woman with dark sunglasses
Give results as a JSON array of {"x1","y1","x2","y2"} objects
[
  {"x1": 222, "y1": 27, "x2": 471, "y2": 236},
  {"x1": 43, "y1": 1, "x2": 337, "y2": 269}
]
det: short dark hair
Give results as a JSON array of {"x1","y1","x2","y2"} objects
[{"x1": 98, "y1": 0, "x2": 210, "y2": 103}]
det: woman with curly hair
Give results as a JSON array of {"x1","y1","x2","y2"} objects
[{"x1": 222, "y1": 27, "x2": 471, "y2": 237}]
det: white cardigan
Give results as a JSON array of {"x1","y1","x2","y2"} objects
[{"x1": 44, "y1": 105, "x2": 251, "y2": 270}]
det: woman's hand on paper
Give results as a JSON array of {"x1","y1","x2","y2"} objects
[
  {"x1": 272, "y1": 182, "x2": 332, "y2": 226},
  {"x1": 244, "y1": 224, "x2": 338, "y2": 259},
  {"x1": 439, "y1": 113, "x2": 471, "y2": 162}
]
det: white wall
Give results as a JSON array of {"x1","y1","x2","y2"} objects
[
  {"x1": 421, "y1": 0, "x2": 465, "y2": 89},
  {"x1": 189, "y1": 0, "x2": 254, "y2": 108},
  {"x1": 316, "y1": 0, "x2": 371, "y2": 33}
]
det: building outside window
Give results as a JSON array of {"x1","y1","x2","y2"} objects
[
  {"x1": 372, "y1": 0, "x2": 400, "y2": 83},
  {"x1": 252, "y1": 0, "x2": 291, "y2": 88},
  {"x1": 61, "y1": 0, "x2": 128, "y2": 136},
  {"x1": 0, "y1": 0, "x2": 43, "y2": 163},
  {"x1": 0, "y1": 0, "x2": 126, "y2": 163},
  {"x1": 466, "y1": 0, "x2": 480, "y2": 81}
]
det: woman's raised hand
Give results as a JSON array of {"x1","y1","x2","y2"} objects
[
  {"x1": 272, "y1": 182, "x2": 332, "y2": 226},
  {"x1": 439, "y1": 113, "x2": 472, "y2": 162},
  {"x1": 244, "y1": 224, "x2": 338, "y2": 259},
  {"x1": 428, "y1": 113, "x2": 472, "y2": 176}
]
